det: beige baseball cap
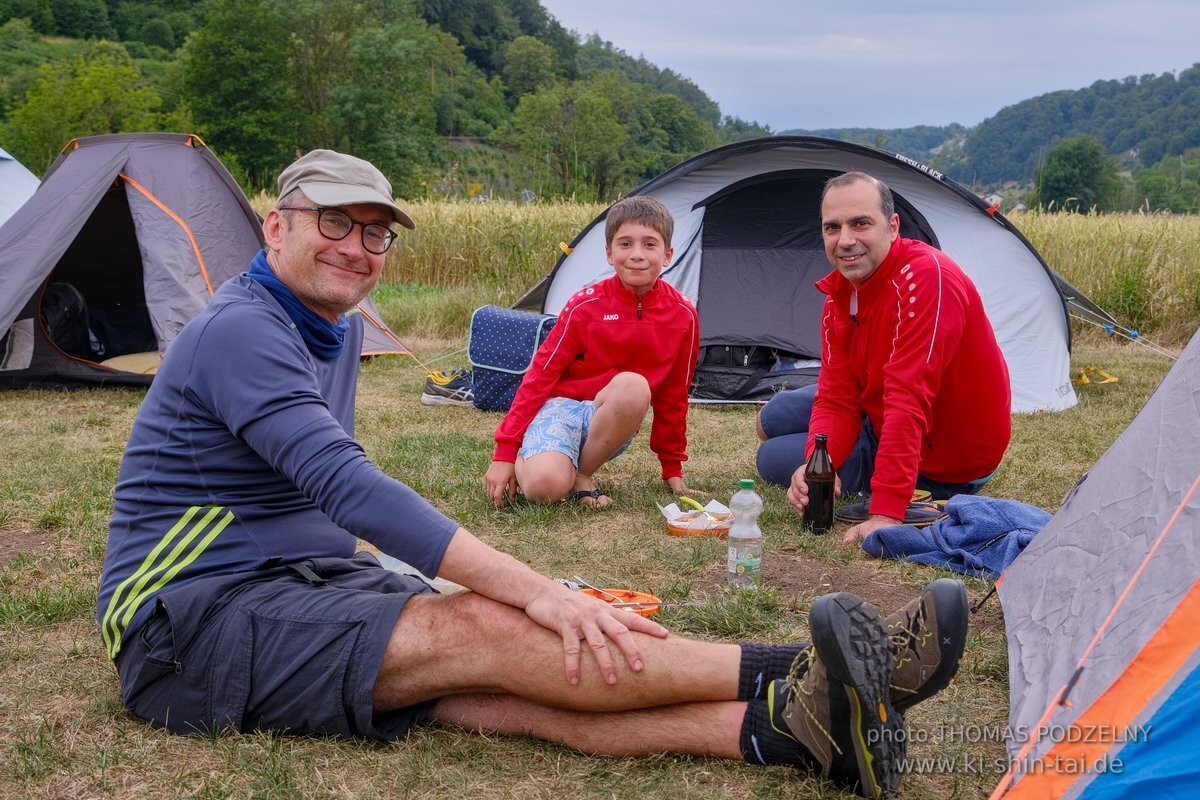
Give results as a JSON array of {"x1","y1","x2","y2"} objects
[{"x1": 277, "y1": 149, "x2": 415, "y2": 229}]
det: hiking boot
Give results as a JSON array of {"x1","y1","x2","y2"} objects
[
  {"x1": 774, "y1": 592, "x2": 905, "y2": 798},
  {"x1": 886, "y1": 578, "x2": 969, "y2": 712},
  {"x1": 420, "y1": 368, "x2": 474, "y2": 407},
  {"x1": 764, "y1": 578, "x2": 968, "y2": 712}
]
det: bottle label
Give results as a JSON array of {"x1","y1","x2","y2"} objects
[
  {"x1": 727, "y1": 546, "x2": 761, "y2": 583},
  {"x1": 737, "y1": 554, "x2": 761, "y2": 579}
]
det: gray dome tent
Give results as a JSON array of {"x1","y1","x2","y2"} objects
[
  {"x1": 517, "y1": 136, "x2": 1116, "y2": 413},
  {"x1": 0, "y1": 133, "x2": 410, "y2": 388}
]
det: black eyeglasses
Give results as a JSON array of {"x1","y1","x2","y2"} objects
[{"x1": 278, "y1": 206, "x2": 398, "y2": 254}]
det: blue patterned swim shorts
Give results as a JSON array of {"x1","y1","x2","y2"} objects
[{"x1": 518, "y1": 397, "x2": 633, "y2": 467}]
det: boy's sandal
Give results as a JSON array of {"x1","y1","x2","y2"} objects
[{"x1": 570, "y1": 488, "x2": 612, "y2": 509}]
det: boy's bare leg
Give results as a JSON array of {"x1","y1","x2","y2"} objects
[
  {"x1": 573, "y1": 372, "x2": 652, "y2": 506},
  {"x1": 431, "y1": 692, "x2": 745, "y2": 760},
  {"x1": 514, "y1": 452, "x2": 576, "y2": 504},
  {"x1": 373, "y1": 590, "x2": 740, "y2": 713}
]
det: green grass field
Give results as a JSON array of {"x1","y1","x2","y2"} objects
[{"x1": 0, "y1": 320, "x2": 1180, "y2": 798}]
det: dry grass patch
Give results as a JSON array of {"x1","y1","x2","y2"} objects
[{"x1": 0, "y1": 326, "x2": 1179, "y2": 799}]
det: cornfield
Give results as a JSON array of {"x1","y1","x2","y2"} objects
[{"x1": 250, "y1": 194, "x2": 1200, "y2": 344}]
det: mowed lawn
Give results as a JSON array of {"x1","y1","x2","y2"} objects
[{"x1": 0, "y1": 329, "x2": 1180, "y2": 799}]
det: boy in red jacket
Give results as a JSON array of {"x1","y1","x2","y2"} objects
[{"x1": 483, "y1": 196, "x2": 701, "y2": 508}]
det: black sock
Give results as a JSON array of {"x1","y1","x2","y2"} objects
[
  {"x1": 739, "y1": 697, "x2": 815, "y2": 769},
  {"x1": 737, "y1": 642, "x2": 808, "y2": 700}
]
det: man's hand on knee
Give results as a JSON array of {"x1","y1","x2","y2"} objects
[{"x1": 524, "y1": 582, "x2": 669, "y2": 686}]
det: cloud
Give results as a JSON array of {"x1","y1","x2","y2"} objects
[{"x1": 540, "y1": 0, "x2": 1200, "y2": 129}]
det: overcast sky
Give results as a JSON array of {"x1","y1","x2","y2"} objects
[{"x1": 538, "y1": 0, "x2": 1200, "y2": 131}]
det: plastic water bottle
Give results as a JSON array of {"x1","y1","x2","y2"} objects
[{"x1": 727, "y1": 478, "x2": 763, "y2": 589}]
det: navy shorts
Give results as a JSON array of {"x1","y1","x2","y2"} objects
[{"x1": 114, "y1": 552, "x2": 437, "y2": 741}]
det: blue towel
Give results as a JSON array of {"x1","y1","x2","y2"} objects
[{"x1": 860, "y1": 495, "x2": 1051, "y2": 579}]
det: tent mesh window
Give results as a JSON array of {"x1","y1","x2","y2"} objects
[{"x1": 689, "y1": 169, "x2": 939, "y2": 400}]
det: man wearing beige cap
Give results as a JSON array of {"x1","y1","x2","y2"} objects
[{"x1": 97, "y1": 150, "x2": 966, "y2": 799}]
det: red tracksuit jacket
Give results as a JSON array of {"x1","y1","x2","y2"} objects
[
  {"x1": 808, "y1": 237, "x2": 1012, "y2": 520},
  {"x1": 494, "y1": 275, "x2": 700, "y2": 480}
]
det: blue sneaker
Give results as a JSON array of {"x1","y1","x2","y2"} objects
[{"x1": 420, "y1": 368, "x2": 474, "y2": 407}]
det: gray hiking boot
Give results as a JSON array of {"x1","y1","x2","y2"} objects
[
  {"x1": 771, "y1": 592, "x2": 905, "y2": 798},
  {"x1": 756, "y1": 578, "x2": 969, "y2": 712},
  {"x1": 887, "y1": 578, "x2": 969, "y2": 712}
]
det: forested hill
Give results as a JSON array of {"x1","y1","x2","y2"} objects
[
  {"x1": 0, "y1": 0, "x2": 767, "y2": 201},
  {"x1": 786, "y1": 64, "x2": 1200, "y2": 188},
  {"x1": 1, "y1": 0, "x2": 1198, "y2": 199},
  {"x1": 965, "y1": 65, "x2": 1200, "y2": 184}
]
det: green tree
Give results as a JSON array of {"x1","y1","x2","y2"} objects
[
  {"x1": 180, "y1": 0, "x2": 298, "y2": 188},
  {"x1": 1134, "y1": 173, "x2": 1185, "y2": 212},
  {"x1": 139, "y1": 17, "x2": 174, "y2": 50},
  {"x1": 427, "y1": 26, "x2": 507, "y2": 138},
  {"x1": 501, "y1": 35, "x2": 560, "y2": 101},
  {"x1": 422, "y1": 0, "x2": 518, "y2": 75},
  {"x1": 0, "y1": 0, "x2": 54, "y2": 34},
  {"x1": 512, "y1": 82, "x2": 626, "y2": 199},
  {"x1": 1029, "y1": 135, "x2": 1123, "y2": 212},
  {"x1": 51, "y1": 0, "x2": 113, "y2": 39},
  {"x1": 3, "y1": 41, "x2": 169, "y2": 172},
  {"x1": 327, "y1": 19, "x2": 445, "y2": 195},
  {"x1": 718, "y1": 115, "x2": 772, "y2": 143},
  {"x1": 643, "y1": 92, "x2": 716, "y2": 166}
]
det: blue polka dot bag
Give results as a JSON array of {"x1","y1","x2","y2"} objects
[{"x1": 467, "y1": 305, "x2": 558, "y2": 411}]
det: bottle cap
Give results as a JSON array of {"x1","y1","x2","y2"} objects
[{"x1": 739, "y1": 478, "x2": 755, "y2": 490}]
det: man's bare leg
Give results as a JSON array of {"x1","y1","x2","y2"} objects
[
  {"x1": 431, "y1": 693, "x2": 745, "y2": 760},
  {"x1": 373, "y1": 590, "x2": 739, "y2": 713}
]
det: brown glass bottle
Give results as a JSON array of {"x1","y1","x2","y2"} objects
[{"x1": 803, "y1": 433, "x2": 834, "y2": 534}]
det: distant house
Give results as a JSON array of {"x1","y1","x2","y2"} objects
[{"x1": 983, "y1": 193, "x2": 1004, "y2": 208}]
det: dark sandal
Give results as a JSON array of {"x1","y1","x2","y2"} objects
[
  {"x1": 570, "y1": 488, "x2": 612, "y2": 508},
  {"x1": 834, "y1": 498, "x2": 947, "y2": 527}
]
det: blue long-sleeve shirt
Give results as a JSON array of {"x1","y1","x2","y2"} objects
[{"x1": 97, "y1": 275, "x2": 458, "y2": 659}]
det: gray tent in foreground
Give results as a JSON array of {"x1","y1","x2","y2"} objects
[
  {"x1": 0, "y1": 146, "x2": 39, "y2": 229},
  {"x1": 0, "y1": 133, "x2": 409, "y2": 388},
  {"x1": 992, "y1": 326, "x2": 1199, "y2": 799},
  {"x1": 519, "y1": 136, "x2": 1118, "y2": 412}
]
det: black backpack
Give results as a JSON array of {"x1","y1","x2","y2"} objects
[{"x1": 41, "y1": 282, "x2": 94, "y2": 358}]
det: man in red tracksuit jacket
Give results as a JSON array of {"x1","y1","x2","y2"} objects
[
  {"x1": 782, "y1": 172, "x2": 1011, "y2": 542},
  {"x1": 484, "y1": 196, "x2": 701, "y2": 509}
]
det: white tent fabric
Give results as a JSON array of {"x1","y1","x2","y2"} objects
[
  {"x1": 526, "y1": 137, "x2": 1113, "y2": 413},
  {"x1": 0, "y1": 146, "x2": 39, "y2": 229}
]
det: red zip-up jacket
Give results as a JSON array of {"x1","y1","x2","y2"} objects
[
  {"x1": 807, "y1": 237, "x2": 1012, "y2": 520},
  {"x1": 494, "y1": 275, "x2": 700, "y2": 479}
]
